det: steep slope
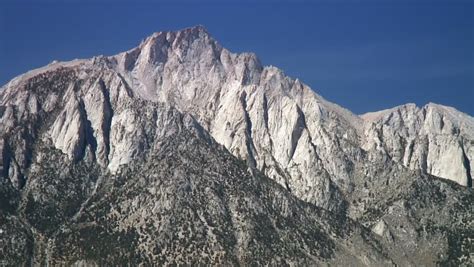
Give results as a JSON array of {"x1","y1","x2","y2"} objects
[
  {"x1": 106, "y1": 25, "x2": 364, "y2": 211},
  {"x1": 40, "y1": 106, "x2": 392, "y2": 266},
  {"x1": 0, "y1": 26, "x2": 473, "y2": 266},
  {"x1": 2, "y1": 27, "x2": 471, "y2": 209},
  {"x1": 0, "y1": 100, "x2": 392, "y2": 265}
]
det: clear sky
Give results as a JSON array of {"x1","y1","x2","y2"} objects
[{"x1": 1, "y1": 1, "x2": 473, "y2": 115}]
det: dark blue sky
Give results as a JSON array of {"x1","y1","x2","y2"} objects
[{"x1": 1, "y1": 1, "x2": 473, "y2": 115}]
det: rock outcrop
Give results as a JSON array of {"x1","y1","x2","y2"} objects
[{"x1": 362, "y1": 103, "x2": 474, "y2": 187}]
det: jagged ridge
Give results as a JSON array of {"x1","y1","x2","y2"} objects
[{"x1": 0, "y1": 26, "x2": 473, "y2": 266}]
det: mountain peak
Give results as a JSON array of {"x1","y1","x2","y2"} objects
[
  {"x1": 183, "y1": 24, "x2": 209, "y2": 34},
  {"x1": 141, "y1": 25, "x2": 213, "y2": 47}
]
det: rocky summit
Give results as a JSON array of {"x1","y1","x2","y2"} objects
[{"x1": 0, "y1": 26, "x2": 472, "y2": 266}]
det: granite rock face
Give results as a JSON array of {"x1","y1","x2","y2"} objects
[
  {"x1": 362, "y1": 103, "x2": 474, "y2": 187},
  {"x1": 0, "y1": 26, "x2": 472, "y2": 266}
]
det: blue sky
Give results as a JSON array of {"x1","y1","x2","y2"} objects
[{"x1": 1, "y1": 1, "x2": 473, "y2": 115}]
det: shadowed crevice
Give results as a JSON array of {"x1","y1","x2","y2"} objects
[
  {"x1": 288, "y1": 105, "x2": 306, "y2": 163},
  {"x1": 98, "y1": 79, "x2": 114, "y2": 164},
  {"x1": 239, "y1": 91, "x2": 257, "y2": 170},
  {"x1": 460, "y1": 141, "x2": 472, "y2": 188},
  {"x1": 78, "y1": 99, "x2": 97, "y2": 162}
]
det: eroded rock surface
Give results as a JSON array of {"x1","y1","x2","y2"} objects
[{"x1": 0, "y1": 26, "x2": 472, "y2": 266}]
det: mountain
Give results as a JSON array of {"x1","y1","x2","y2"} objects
[{"x1": 0, "y1": 25, "x2": 472, "y2": 266}]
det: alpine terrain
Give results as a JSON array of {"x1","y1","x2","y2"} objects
[{"x1": 0, "y1": 26, "x2": 472, "y2": 266}]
